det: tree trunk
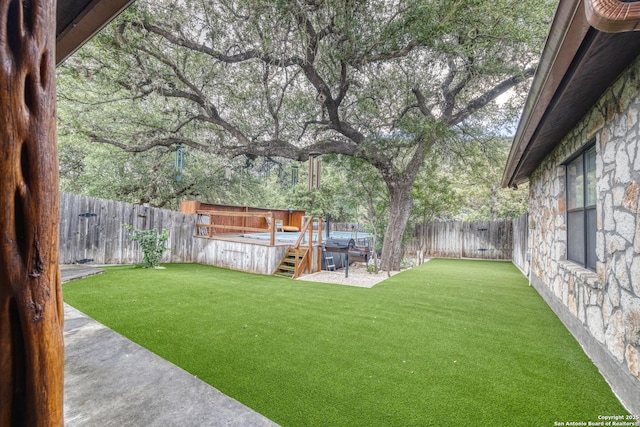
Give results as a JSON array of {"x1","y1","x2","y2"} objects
[
  {"x1": 0, "y1": 0, "x2": 64, "y2": 425},
  {"x1": 380, "y1": 182, "x2": 414, "y2": 271},
  {"x1": 378, "y1": 137, "x2": 429, "y2": 272}
]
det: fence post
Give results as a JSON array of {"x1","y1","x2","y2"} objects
[{"x1": 269, "y1": 212, "x2": 275, "y2": 246}]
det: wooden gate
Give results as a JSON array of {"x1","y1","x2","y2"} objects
[{"x1": 413, "y1": 220, "x2": 513, "y2": 260}]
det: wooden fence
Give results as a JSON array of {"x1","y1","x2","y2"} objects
[
  {"x1": 59, "y1": 193, "x2": 198, "y2": 265},
  {"x1": 59, "y1": 192, "x2": 531, "y2": 268},
  {"x1": 511, "y1": 213, "x2": 529, "y2": 274},
  {"x1": 329, "y1": 222, "x2": 369, "y2": 233},
  {"x1": 410, "y1": 219, "x2": 514, "y2": 260},
  {"x1": 181, "y1": 200, "x2": 306, "y2": 234}
]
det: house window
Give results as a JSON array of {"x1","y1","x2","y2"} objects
[{"x1": 566, "y1": 144, "x2": 596, "y2": 270}]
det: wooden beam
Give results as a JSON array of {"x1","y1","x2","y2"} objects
[{"x1": 1, "y1": 0, "x2": 64, "y2": 425}]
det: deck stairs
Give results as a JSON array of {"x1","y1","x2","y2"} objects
[
  {"x1": 274, "y1": 247, "x2": 309, "y2": 278},
  {"x1": 273, "y1": 215, "x2": 321, "y2": 279}
]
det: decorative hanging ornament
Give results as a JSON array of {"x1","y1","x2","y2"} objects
[
  {"x1": 175, "y1": 143, "x2": 185, "y2": 182},
  {"x1": 308, "y1": 152, "x2": 321, "y2": 191}
]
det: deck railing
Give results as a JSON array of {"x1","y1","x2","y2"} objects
[
  {"x1": 196, "y1": 210, "x2": 278, "y2": 246},
  {"x1": 195, "y1": 211, "x2": 324, "y2": 276},
  {"x1": 291, "y1": 216, "x2": 323, "y2": 277}
]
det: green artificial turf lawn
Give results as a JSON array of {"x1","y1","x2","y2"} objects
[{"x1": 63, "y1": 259, "x2": 628, "y2": 426}]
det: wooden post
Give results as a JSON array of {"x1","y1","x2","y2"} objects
[
  {"x1": 268, "y1": 212, "x2": 275, "y2": 246},
  {"x1": 307, "y1": 217, "x2": 314, "y2": 264},
  {"x1": 316, "y1": 217, "x2": 322, "y2": 273},
  {"x1": 0, "y1": 0, "x2": 64, "y2": 425}
]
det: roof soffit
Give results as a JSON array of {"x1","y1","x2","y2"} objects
[
  {"x1": 501, "y1": 0, "x2": 640, "y2": 188},
  {"x1": 56, "y1": 0, "x2": 135, "y2": 65},
  {"x1": 501, "y1": 0, "x2": 589, "y2": 188}
]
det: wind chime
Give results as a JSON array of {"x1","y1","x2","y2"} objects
[
  {"x1": 308, "y1": 152, "x2": 321, "y2": 191},
  {"x1": 175, "y1": 143, "x2": 185, "y2": 182}
]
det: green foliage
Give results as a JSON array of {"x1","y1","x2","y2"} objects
[
  {"x1": 410, "y1": 158, "x2": 459, "y2": 224},
  {"x1": 123, "y1": 224, "x2": 169, "y2": 268},
  {"x1": 444, "y1": 135, "x2": 529, "y2": 221},
  {"x1": 57, "y1": 0, "x2": 554, "y2": 269},
  {"x1": 283, "y1": 158, "x2": 367, "y2": 221},
  {"x1": 64, "y1": 261, "x2": 627, "y2": 426},
  {"x1": 322, "y1": 155, "x2": 390, "y2": 245}
]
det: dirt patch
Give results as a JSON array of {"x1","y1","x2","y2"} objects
[{"x1": 296, "y1": 264, "x2": 401, "y2": 288}]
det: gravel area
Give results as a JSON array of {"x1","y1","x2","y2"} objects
[{"x1": 296, "y1": 264, "x2": 400, "y2": 288}]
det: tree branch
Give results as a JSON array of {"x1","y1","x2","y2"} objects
[
  {"x1": 298, "y1": 119, "x2": 330, "y2": 141},
  {"x1": 356, "y1": 40, "x2": 420, "y2": 65},
  {"x1": 131, "y1": 42, "x2": 257, "y2": 148},
  {"x1": 449, "y1": 67, "x2": 536, "y2": 125},
  {"x1": 411, "y1": 87, "x2": 436, "y2": 120},
  {"x1": 136, "y1": 21, "x2": 303, "y2": 67},
  {"x1": 336, "y1": 60, "x2": 349, "y2": 106},
  {"x1": 89, "y1": 134, "x2": 208, "y2": 152},
  {"x1": 287, "y1": 8, "x2": 365, "y2": 146},
  {"x1": 392, "y1": 103, "x2": 420, "y2": 129}
]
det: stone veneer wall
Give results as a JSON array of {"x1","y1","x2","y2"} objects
[{"x1": 527, "y1": 55, "x2": 640, "y2": 414}]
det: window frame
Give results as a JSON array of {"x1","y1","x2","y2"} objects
[{"x1": 564, "y1": 142, "x2": 597, "y2": 271}]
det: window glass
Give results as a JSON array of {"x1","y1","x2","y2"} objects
[
  {"x1": 566, "y1": 143, "x2": 596, "y2": 271},
  {"x1": 567, "y1": 156, "x2": 584, "y2": 209},
  {"x1": 568, "y1": 211, "x2": 585, "y2": 265},
  {"x1": 585, "y1": 147, "x2": 596, "y2": 207},
  {"x1": 586, "y1": 208, "x2": 597, "y2": 270}
]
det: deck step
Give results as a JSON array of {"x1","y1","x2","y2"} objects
[
  {"x1": 274, "y1": 271, "x2": 294, "y2": 278},
  {"x1": 274, "y1": 246, "x2": 309, "y2": 279}
]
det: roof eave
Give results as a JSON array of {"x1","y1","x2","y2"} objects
[
  {"x1": 56, "y1": 0, "x2": 135, "y2": 66},
  {"x1": 501, "y1": 0, "x2": 640, "y2": 189},
  {"x1": 501, "y1": 0, "x2": 589, "y2": 189}
]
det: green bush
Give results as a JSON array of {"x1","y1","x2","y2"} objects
[{"x1": 123, "y1": 224, "x2": 169, "y2": 268}]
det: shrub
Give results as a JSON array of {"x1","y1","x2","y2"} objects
[{"x1": 123, "y1": 224, "x2": 169, "y2": 268}]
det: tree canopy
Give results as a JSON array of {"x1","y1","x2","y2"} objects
[{"x1": 57, "y1": 0, "x2": 555, "y2": 269}]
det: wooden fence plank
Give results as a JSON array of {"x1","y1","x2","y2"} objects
[
  {"x1": 512, "y1": 213, "x2": 529, "y2": 274},
  {"x1": 58, "y1": 193, "x2": 198, "y2": 265},
  {"x1": 59, "y1": 193, "x2": 529, "y2": 267},
  {"x1": 410, "y1": 219, "x2": 515, "y2": 261}
]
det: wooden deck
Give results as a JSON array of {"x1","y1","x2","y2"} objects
[
  {"x1": 195, "y1": 232, "x2": 321, "y2": 276},
  {"x1": 184, "y1": 203, "x2": 323, "y2": 277},
  {"x1": 199, "y1": 233, "x2": 293, "y2": 247},
  {"x1": 195, "y1": 235, "x2": 288, "y2": 275}
]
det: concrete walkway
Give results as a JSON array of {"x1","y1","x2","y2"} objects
[{"x1": 61, "y1": 265, "x2": 279, "y2": 427}]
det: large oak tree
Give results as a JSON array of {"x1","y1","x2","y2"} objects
[{"x1": 59, "y1": 0, "x2": 554, "y2": 270}]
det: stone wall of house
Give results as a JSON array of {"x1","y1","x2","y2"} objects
[{"x1": 527, "y1": 56, "x2": 640, "y2": 413}]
